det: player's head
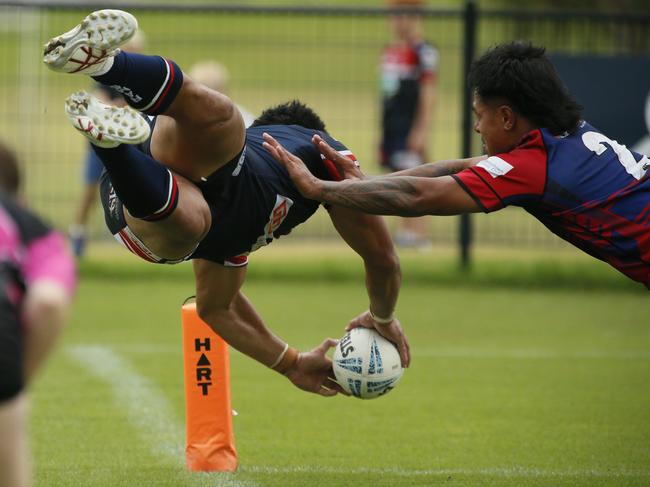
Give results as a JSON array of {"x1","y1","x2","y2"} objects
[
  {"x1": 388, "y1": 0, "x2": 424, "y2": 41},
  {"x1": 468, "y1": 41, "x2": 582, "y2": 155},
  {"x1": 0, "y1": 140, "x2": 20, "y2": 196},
  {"x1": 252, "y1": 100, "x2": 327, "y2": 132},
  {"x1": 188, "y1": 60, "x2": 230, "y2": 94}
]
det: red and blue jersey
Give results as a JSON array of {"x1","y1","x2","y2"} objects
[
  {"x1": 453, "y1": 121, "x2": 650, "y2": 288},
  {"x1": 380, "y1": 41, "x2": 438, "y2": 157}
]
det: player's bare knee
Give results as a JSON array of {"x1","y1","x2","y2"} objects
[
  {"x1": 169, "y1": 203, "x2": 210, "y2": 244},
  {"x1": 165, "y1": 182, "x2": 211, "y2": 245},
  {"x1": 122, "y1": 175, "x2": 210, "y2": 260},
  {"x1": 176, "y1": 79, "x2": 236, "y2": 127}
]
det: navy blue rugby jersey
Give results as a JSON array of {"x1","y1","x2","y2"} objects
[
  {"x1": 101, "y1": 124, "x2": 355, "y2": 266},
  {"x1": 190, "y1": 125, "x2": 352, "y2": 266}
]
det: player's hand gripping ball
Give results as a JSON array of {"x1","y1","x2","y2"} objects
[{"x1": 333, "y1": 328, "x2": 404, "y2": 399}]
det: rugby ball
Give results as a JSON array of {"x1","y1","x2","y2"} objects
[{"x1": 333, "y1": 327, "x2": 404, "y2": 399}]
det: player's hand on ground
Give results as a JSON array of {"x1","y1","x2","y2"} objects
[
  {"x1": 262, "y1": 133, "x2": 323, "y2": 200},
  {"x1": 311, "y1": 134, "x2": 366, "y2": 181},
  {"x1": 346, "y1": 311, "x2": 411, "y2": 368},
  {"x1": 284, "y1": 338, "x2": 349, "y2": 397}
]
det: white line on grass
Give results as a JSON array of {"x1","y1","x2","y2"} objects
[
  {"x1": 66, "y1": 344, "x2": 185, "y2": 463},
  {"x1": 240, "y1": 465, "x2": 650, "y2": 479},
  {"x1": 66, "y1": 345, "x2": 260, "y2": 487},
  {"x1": 63, "y1": 345, "x2": 647, "y2": 483}
]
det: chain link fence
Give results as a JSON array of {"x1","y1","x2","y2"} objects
[{"x1": 0, "y1": 2, "x2": 648, "y2": 256}]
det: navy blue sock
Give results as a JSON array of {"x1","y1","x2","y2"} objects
[
  {"x1": 93, "y1": 52, "x2": 184, "y2": 115},
  {"x1": 92, "y1": 144, "x2": 179, "y2": 221}
]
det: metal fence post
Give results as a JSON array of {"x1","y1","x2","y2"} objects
[{"x1": 460, "y1": 0, "x2": 477, "y2": 269}]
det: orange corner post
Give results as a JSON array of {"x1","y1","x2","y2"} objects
[{"x1": 181, "y1": 302, "x2": 237, "y2": 471}]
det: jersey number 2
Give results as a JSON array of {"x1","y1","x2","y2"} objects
[{"x1": 582, "y1": 131, "x2": 649, "y2": 180}]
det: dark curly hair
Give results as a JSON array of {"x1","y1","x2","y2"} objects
[
  {"x1": 468, "y1": 42, "x2": 582, "y2": 135},
  {"x1": 251, "y1": 100, "x2": 327, "y2": 132}
]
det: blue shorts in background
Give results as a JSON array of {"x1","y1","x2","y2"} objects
[{"x1": 83, "y1": 144, "x2": 105, "y2": 184}]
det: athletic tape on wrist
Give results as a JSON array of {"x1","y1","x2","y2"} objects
[
  {"x1": 271, "y1": 344, "x2": 299, "y2": 374},
  {"x1": 369, "y1": 308, "x2": 394, "y2": 324},
  {"x1": 269, "y1": 343, "x2": 289, "y2": 369}
]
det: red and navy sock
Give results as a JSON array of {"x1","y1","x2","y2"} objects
[
  {"x1": 92, "y1": 52, "x2": 184, "y2": 116},
  {"x1": 92, "y1": 144, "x2": 179, "y2": 221}
]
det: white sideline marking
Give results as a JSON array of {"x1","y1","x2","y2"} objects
[
  {"x1": 66, "y1": 345, "x2": 185, "y2": 463},
  {"x1": 66, "y1": 345, "x2": 259, "y2": 487},
  {"x1": 61, "y1": 345, "x2": 647, "y2": 483},
  {"x1": 240, "y1": 465, "x2": 650, "y2": 478}
]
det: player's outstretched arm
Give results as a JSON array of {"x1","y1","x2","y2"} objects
[
  {"x1": 312, "y1": 133, "x2": 484, "y2": 180},
  {"x1": 263, "y1": 133, "x2": 482, "y2": 216},
  {"x1": 327, "y1": 206, "x2": 410, "y2": 367},
  {"x1": 193, "y1": 259, "x2": 345, "y2": 396},
  {"x1": 388, "y1": 156, "x2": 486, "y2": 178}
]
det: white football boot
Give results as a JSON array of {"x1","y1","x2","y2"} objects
[
  {"x1": 65, "y1": 91, "x2": 150, "y2": 148},
  {"x1": 43, "y1": 10, "x2": 137, "y2": 75}
]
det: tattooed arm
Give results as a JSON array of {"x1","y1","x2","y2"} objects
[
  {"x1": 263, "y1": 133, "x2": 482, "y2": 217},
  {"x1": 307, "y1": 132, "x2": 485, "y2": 180},
  {"x1": 387, "y1": 155, "x2": 486, "y2": 178},
  {"x1": 316, "y1": 175, "x2": 480, "y2": 216}
]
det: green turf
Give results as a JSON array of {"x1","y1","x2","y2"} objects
[
  {"x1": 29, "y1": 251, "x2": 650, "y2": 486},
  {"x1": 74, "y1": 238, "x2": 645, "y2": 292},
  {"x1": 8, "y1": 7, "x2": 649, "y2": 484}
]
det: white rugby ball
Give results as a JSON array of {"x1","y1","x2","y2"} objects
[{"x1": 333, "y1": 327, "x2": 404, "y2": 399}]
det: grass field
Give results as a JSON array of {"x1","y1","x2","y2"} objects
[
  {"x1": 28, "y1": 244, "x2": 650, "y2": 487},
  {"x1": 3, "y1": 4, "x2": 648, "y2": 484}
]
